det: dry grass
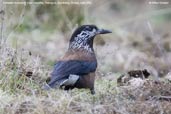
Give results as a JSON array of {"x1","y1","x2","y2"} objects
[{"x1": 0, "y1": 0, "x2": 171, "y2": 114}]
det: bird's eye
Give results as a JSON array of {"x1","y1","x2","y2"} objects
[{"x1": 85, "y1": 26, "x2": 91, "y2": 31}]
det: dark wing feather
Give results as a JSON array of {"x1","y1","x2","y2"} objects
[{"x1": 47, "y1": 60, "x2": 97, "y2": 88}]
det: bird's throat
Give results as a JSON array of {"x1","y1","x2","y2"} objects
[{"x1": 69, "y1": 41, "x2": 94, "y2": 53}]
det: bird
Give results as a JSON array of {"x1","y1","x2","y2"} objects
[{"x1": 42, "y1": 25, "x2": 112, "y2": 94}]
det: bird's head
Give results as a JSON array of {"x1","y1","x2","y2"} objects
[{"x1": 69, "y1": 25, "x2": 112, "y2": 53}]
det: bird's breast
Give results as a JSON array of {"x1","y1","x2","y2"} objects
[{"x1": 61, "y1": 50, "x2": 97, "y2": 61}]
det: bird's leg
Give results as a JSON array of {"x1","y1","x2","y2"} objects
[{"x1": 90, "y1": 88, "x2": 95, "y2": 95}]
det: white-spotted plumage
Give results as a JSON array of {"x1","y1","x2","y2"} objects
[{"x1": 69, "y1": 28, "x2": 97, "y2": 53}]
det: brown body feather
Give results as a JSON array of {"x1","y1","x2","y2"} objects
[
  {"x1": 61, "y1": 50, "x2": 97, "y2": 94},
  {"x1": 61, "y1": 50, "x2": 96, "y2": 61}
]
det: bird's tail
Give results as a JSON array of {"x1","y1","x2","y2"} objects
[
  {"x1": 41, "y1": 80, "x2": 62, "y2": 90},
  {"x1": 41, "y1": 83, "x2": 52, "y2": 90},
  {"x1": 42, "y1": 74, "x2": 79, "y2": 90}
]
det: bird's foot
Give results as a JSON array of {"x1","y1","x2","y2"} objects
[{"x1": 90, "y1": 89, "x2": 95, "y2": 95}]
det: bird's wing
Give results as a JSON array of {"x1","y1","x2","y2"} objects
[{"x1": 47, "y1": 60, "x2": 97, "y2": 88}]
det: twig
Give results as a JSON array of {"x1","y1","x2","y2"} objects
[
  {"x1": 58, "y1": 5, "x2": 73, "y2": 31},
  {"x1": 147, "y1": 21, "x2": 171, "y2": 72},
  {"x1": 5, "y1": 1, "x2": 26, "y2": 43},
  {"x1": 154, "y1": 95, "x2": 171, "y2": 101},
  {"x1": 0, "y1": 0, "x2": 5, "y2": 47}
]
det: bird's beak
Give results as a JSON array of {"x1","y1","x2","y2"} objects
[{"x1": 96, "y1": 29, "x2": 112, "y2": 34}]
